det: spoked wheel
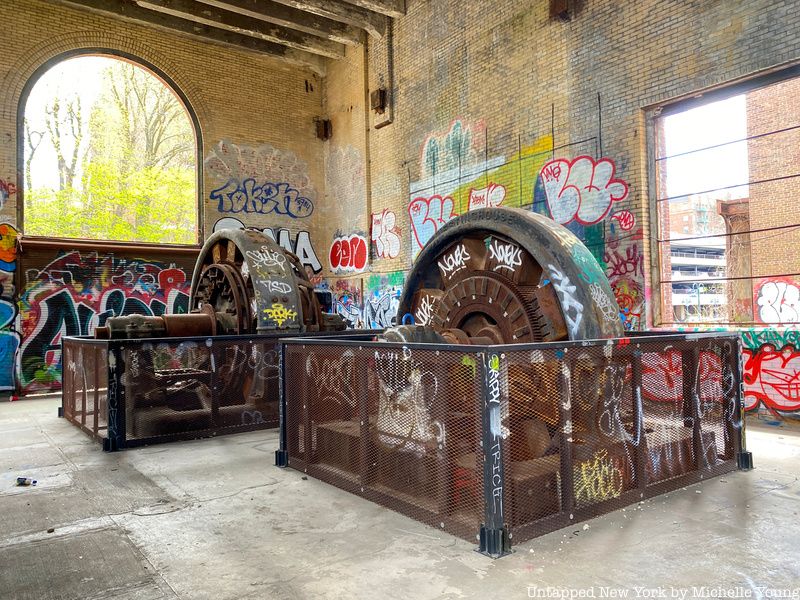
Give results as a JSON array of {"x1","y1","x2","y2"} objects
[
  {"x1": 398, "y1": 207, "x2": 623, "y2": 343},
  {"x1": 189, "y1": 228, "x2": 323, "y2": 333}
]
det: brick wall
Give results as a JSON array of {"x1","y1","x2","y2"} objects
[
  {"x1": 351, "y1": 0, "x2": 800, "y2": 333},
  {"x1": 0, "y1": 0, "x2": 324, "y2": 392}
]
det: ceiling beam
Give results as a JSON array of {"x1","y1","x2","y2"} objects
[
  {"x1": 49, "y1": 0, "x2": 326, "y2": 73},
  {"x1": 339, "y1": 0, "x2": 405, "y2": 18},
  {"x1": 271, "y1": 0, "x2": 387, "y2": 38},
  {"x1": 137, "y1": 0, "x2": 345, "y2": 58},
  {"x1": 194, "y1": 0, "x2": 363, "y2": 46}
]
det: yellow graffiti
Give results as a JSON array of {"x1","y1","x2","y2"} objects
[
  {"x1": 263, "y1": 303, "x2": 297, "y2": 327},
  {"x1": 573, "y1": 449, "x2": 623, "y2": 505}
]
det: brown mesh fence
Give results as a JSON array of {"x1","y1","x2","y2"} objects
[
  {"x1": 62, "y1": 339, "x2": 108, "y2": 443},
  {"x1": 283, "y1": 342, "x2": 485, "y2": 541},
  {"x1": 62, "y1": 331, "x2": 373, "y2": 450},
  {"x1": 279, "y1": 332, "x2": 746, "y2": 556}
]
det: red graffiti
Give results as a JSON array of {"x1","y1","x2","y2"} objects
[
  {"x1": 604, "y1": 244, "x2": 645, "y2": 280},
  {"x1": 641, "y1": 349, "x2": 722, "y2": 403},
  {"x1": 743, "y1": 345, "x2": 800, "y2": 413},
  {"x1": 329, "y1": 234, "x2": 368, "y2": 273},
  {"x1": 540, "y1": 155, "x2": 629, "y2": 226},
  {"x1": 611, "y1": 210, "x2": 635, "y2": 231},
  {"x1": 158, "y1": 268, "x2": 187, "y2": 291},
  {"x1": 0, "y1": 179, "x2": 17, "y2": 208}
]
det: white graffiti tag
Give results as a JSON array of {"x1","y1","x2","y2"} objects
[
  {"x1": 245, "y1": 246, "x2": 286, "y2": 272},
  {"x1": 437, "y1": 244, "x2": 471, "y2": 278},
  {"x1": 488, "y1": 240, "x2": 522, "y2": 273},
  {"x1": 548, "y1": 264, "x2": 584, "y2": 338},
  {"x1": 415, "y1": 294, "x2": 436, "y2": 326},
  {"x1": 261, "y1": 280, "x2": 293, "y2": 295},
  {"x1": 589, "y1": 283, "x2": 620, "y2": 324}
]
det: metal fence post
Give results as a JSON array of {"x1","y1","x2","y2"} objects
[
  {"x1": 731, "y1": 337, "x2": 753, "y2": 470},
  {"x1": 103, "y1": 343, "x2": 126, "y2": 452},
  {"x1": 275, "y1": 342, "x2": 289, "y2": 467},
  {"x1": 556, "y1": 350, "x2": 575, "y2": 517},
  {"x1": 478, "y1": 350, "x2": 510, "y2": 558},
  {"x1": 631, "y1": 348, "x2": 647, "y2": 493}
]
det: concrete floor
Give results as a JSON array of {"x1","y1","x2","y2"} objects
[{"x1": 1, "y1": 398, "x2": 799, "y2": 600}]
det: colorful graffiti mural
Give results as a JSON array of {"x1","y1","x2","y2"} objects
[
  {"x1": 0, "y1": 223, "x2": 19, "y2": 391},
  {"x1": 364, "y1": 272, "x2": 405, "y2": 329},
  {"x1": 741, "y1": 328, "x2": 800, "y2": 418},
  {"x1": 19, "y1": 251, "x2": 191, "y2": 392},
  {"x1": 204, "y1": 140, "x2": 317, "y2": 220}
]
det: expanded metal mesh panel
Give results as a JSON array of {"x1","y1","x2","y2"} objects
[
  {"x1": 504, "y1": 337, "x2": 741, "y2": 543},
  {"x1": 62, "y1": 334, "x2": 296, "y2": 449},
  {"x1": 120, "y1": 338, "x2": 281, "y2": 443},
  {"x1": 62, "y1": 339, "x2": 109, "y2": 442},
  {"x1": 282, "y1": 333, "x2": 744, "y2": 550},
  {"x1": 285, "y1": 343, "x2": 485, "y2": 541}
]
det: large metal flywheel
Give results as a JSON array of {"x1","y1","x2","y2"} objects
[
  {"x1": 190, "y1": 228, "x2": 324, "y2": 334},
  {"x1": 397, "y1": 207, "x2": 623, "y2": 343}
]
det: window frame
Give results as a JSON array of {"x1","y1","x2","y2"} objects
[
  {"x1": 646, "y1": 62, "x2": 800, "y2": 328},
  {"x1": 16, "y1": 48, "x2": 204, "y2": 250}
]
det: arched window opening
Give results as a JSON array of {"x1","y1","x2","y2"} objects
[{"x1": 22, "y1": 55, "x2": 198, "y2": 245}]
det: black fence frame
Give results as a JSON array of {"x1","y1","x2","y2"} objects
[{"x1": 275, "y1": 331, "x2": 752, "y2": 558}]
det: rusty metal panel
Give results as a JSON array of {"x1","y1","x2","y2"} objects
[{"x1": 280, "y1": 332, "x2": 746, "y2": 555}]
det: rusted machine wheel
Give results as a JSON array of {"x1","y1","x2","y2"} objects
[
  {"x1": 190, "y1": 228, "x2": 324, "y2": 334},
  {"x1": 397, "y1": 207, "x2": 623, "y2": 343}
]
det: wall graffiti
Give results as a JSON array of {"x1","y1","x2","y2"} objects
[
  {"x1": 743, "y1": 344, "x2": 800, "y2": 414},
  {"x1": 540, "y1": 156, "x2": 629, "y2": 226},
  {"x1": 420, "y1": 119, "x2": 486, "y2": 182},
  {"x1": 316, "y1": 278, "x2": 363, "y2": 328},
  {"x1": 364, "y1": 272, "x2": 405, "y2": 329},
  {"x1": 604, "y1": 228, "x2": 645, "y2": 331},
  {"x1": 204, "y1": 139, "x2": 317, "y2": 220},
  {"x1": 610, "y1": 210, "x2": 635, "y2": 232},
  {"x1": 19, "y1": 251, "x2": 191, "y2": 392},
  {"x1": 0, "y1": 179, "x2": 17, "y2": 211},
  {"x1": 0, "y1": 223, "x2": 19, "y2": 391},
  {"x1": 468, "y1": 183, "x2": 505, "y2": 211},
  {"x1": 324, "y1": 145, "x2": 367, "y2": 231},
  {"x1": 329, "y1": 234, "x2": 368, "y2": 274},
  {"x1": 755, "y1": 278, "x2": 800, "y2": 325},
  {"x1": 210, "y1": 179, "x2": 313, "y2": 218},
  {"x1": 408, "y1": 195, "x2": 458, "y2": 258},
  {"x1": 370, "y1": 209, "x2": 401, "y2": 260}
]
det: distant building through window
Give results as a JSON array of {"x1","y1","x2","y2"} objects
[
  {"x1": 21, "y1": 55, "x2": 198, "y2": 245},
  {"x1": 654, "y1": 73, "x2": 800, "y2": 327}
]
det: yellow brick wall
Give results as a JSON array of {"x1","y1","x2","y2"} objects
[
  {"x1": 355, "y1": 0, "x2": 800, "y2": 330},
  {"x1": 0, "y1": 0, "x2": 325, "y2": 240}
]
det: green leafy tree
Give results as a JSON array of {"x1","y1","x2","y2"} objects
[{"x1": 24, "y1": 58, "x2": 196, "y2": 244}]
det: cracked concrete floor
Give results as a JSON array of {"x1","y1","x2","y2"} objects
[{"x1": 1, "y1": 397, "x2": 799, "y2": 599}]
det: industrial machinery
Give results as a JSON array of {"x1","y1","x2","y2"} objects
[
  {"x1": 95, "y1": 228, "x2": 345, "y2": 340},
  {"x1": 85, "y1": 228, "x2": 345, "y2": 442},
  {"x1": 388, "y1": 208, "x2": 622, "y2": 344},
  {"x1": 275, "y1": 207, "x2": 747, "y2": 557}
]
